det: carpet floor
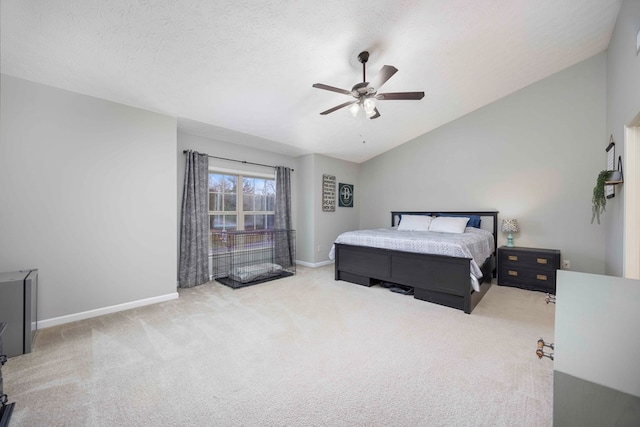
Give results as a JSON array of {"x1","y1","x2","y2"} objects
[{"x1": 3, "y1": 265, "x2": 555, "y2": 426}]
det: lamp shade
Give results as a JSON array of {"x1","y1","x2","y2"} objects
[{"x1": 501, "y1": 219, "x2": 519, "y2": 233}]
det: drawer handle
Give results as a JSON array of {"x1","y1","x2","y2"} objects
[
  {"x1": 536, "y1": 338, "x2": 554, "y2": 360},
  {"x1": 508, "y1": 270, "x2": 518, "y2": 276},
  {"x1": 536, "y1": 274, "x2": 548, "y2": 281},
  {"x1": 537, "y1": 258, "x2": 548, "y2": 264},
  {"x1": 508, "y1": 255, "x2": 518, "y2": 261}
]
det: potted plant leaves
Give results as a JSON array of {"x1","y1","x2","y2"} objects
[{"x1": 591, "y1": 170, "x2": 612, "y2": 224}]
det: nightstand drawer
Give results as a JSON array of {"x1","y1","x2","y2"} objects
[
  {"x1": 500, "y1": 251, "x2": 558, "y2": 270},
  {"x1": 499, "y1": 267, "x2": 557, "y2": 292}
]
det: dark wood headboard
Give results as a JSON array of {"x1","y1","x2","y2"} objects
[{"x1": 390, "y1": 210, "x2": 500, "y2": 254}]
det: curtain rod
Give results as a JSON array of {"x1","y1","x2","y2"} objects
[{"x1": 182, "y1": 150, "x2": 294, "y2": 172}]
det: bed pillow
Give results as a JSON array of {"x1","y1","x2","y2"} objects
[
  {"x1": 397, "y1": 214, "x2": 432, "y2": 231},
  {"x1": 437, "y1": 213, "x2": 481, "y2": 228},
  {"x1": 429, "y1": 216, "x2": 469, "y2": 233}
]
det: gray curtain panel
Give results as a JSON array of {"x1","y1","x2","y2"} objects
[
  {"x1": 275, "y1": 166, "x2": 293, "y2": 267},
  {"x1": 178, "y1": 150, "x2": 210, "y2": 288}
]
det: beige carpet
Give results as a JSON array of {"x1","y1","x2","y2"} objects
[{"x1": 4, "y1": 265, "x2": 555, "y2": 426}]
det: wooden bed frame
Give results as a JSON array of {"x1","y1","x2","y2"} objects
[{"x1": 333, "y1": 211, "x2": 499, "y2": 314}]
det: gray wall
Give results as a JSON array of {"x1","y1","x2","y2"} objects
[
  {"x1": 604, "y1": 0, "x2": 640, "y2": 276},
  {"x1": 360, "y1": 54, "x2": 607, "y2": 274},
  {"x1": 294, "y1": 153, "x2": 360, "y2": 265},
  {"x1": 295, "y1": 154, "x2": 315, "y2": 263},
  {"x1": 310, "y1": 154, "x2": 360, "y2": 264},
  {"x1": 0, "y1": 75, "x2": 178, "y2": 321}
]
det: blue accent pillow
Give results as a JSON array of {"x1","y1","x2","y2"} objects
[{"x1": 437, "y1": 213, "x2": 482, "y2": 229}]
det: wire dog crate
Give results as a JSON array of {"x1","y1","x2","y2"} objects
[{"x1": 211, "y1": 229, "x2": 295, "y2": 289}]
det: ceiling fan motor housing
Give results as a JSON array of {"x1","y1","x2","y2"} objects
[{"x1": 351, "y1": 82, "x2": 374, "y2": 97}]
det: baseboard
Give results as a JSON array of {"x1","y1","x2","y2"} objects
[
  {"x1": 38, "y1": 292, "x2": 180, "y2": 329},
  {"x1": 296, "y1": 259, "x2": 334, "y2": 268}
]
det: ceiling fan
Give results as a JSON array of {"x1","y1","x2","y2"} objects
[{"x1": 312, "y1": 51, "x2": 425, "y2": 119}]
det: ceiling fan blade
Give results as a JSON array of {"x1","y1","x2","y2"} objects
[
  {"x1": 319, "y1": 100, "x2": 357, "y2": 115},
  {"x1": 312, "y1": 83, "x2": 352, "y2": 96},
  {"x1": 376, "y1": 91, "x2": 425, "y2": 100},
  {"x1": 369, "y1": 108, "x2": 381, "y2": 119},
  {"x1": 369, "y1": 65, "x2": 398, "y2": 91}
]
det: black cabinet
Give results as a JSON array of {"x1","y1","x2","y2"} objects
[
  {"x1": 0, "y1": 322, "x2": 15, "y2": 427},
  {"x1": 0, "y1": 269, "x2": 38, "y2": 358},
  {"x1": 498, "y1": 246, "x2": 560, "y2": 294}
]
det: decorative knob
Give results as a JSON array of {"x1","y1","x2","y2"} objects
[{"x1": 536, "y1": 338, "x2": 554, "y2": 360}]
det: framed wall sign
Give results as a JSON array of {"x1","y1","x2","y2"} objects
[
  {"x1": 338, "y1": 183, "x2": 354, "y2": 207},
  {"x1": 322, "y1": 174, "x2": 336, "y2": 212}
]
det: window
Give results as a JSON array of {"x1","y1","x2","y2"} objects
[{"x1": 208, "y1": 172, "x2": 276, "y2": 246}]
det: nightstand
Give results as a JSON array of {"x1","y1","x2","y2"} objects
[{"x1": 498, "y1": 246, "x2": 561, "y2": 294}]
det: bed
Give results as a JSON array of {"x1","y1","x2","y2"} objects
[{"x1": 330, "y1": 211, "x2": 499, "y2": 314}]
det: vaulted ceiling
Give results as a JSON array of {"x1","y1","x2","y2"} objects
[{"x1": 1, "y1": 0, "x2": 622, "y2": 163}]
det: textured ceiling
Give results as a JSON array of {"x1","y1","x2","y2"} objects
[{"x1": 1, "y1": 0, "x2": 622, "y2": 163}]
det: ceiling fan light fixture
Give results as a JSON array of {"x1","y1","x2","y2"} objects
[
  {"x1": 363, "y1": 97, "x2": 376, "y2": 115},
  {"x1": 349, "y1": 102, "x2": 360, "y2": 117}
]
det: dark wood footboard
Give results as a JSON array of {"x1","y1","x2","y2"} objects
[
  {"x1": 334, "y1": 244, "x2": 492, "y2": 313},
  {"x1": 333, "y1": 210, "x2": 498, "y2": 314}
]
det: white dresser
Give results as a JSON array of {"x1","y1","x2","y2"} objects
[{"x1": 553, "y1": 271, "x2": 640, "y2": 426}]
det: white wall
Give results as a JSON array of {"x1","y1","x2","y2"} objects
[
  {"x1": 360, "y1": 54, "x2": 607, "y2": 274},
  {"x1": 604, "y1": 0, "x2": 640, "y2": 276},
  {"x1": 0, "y1": 75, "x2": 178, "y2": 322}
]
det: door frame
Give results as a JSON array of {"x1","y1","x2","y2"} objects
[{"x1": 623, "y1": 113, "x2": 640, "y2": 279}]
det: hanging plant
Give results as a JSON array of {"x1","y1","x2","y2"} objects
[{"x1": 591, "y1": 170, "x2": 612, "y2": 224}]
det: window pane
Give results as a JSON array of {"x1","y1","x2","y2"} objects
[
  {"x1": 210, "y1": 214, "x2": 237, "y2": 231},
  {"x1": 267, "y1": 215, "x2": 274, "y2": 229},
  {"x1": 209, "y1": 193, "x2": 223, "y2": 211},
  {"x1": 254, "y1": 215, "x2": 266, "y2": 230},
  {"x1": 254, "y1": 179, "x2": 265, "y2": 194},
  {"x1": 208, "y1": 172, "x2": 276, "y2": 233},
  {"x1": 210, "y1": 215, "x2": 222, "y2": 231},
  {"x1": 209, "y1": 174, "x2": 223, "y2": 192},
  {"x1": 265, "y1": 179, "x2": 275, "y2": 196},
  {"x1": 224, "y1": 215, "x2": 237, "y2": 231},
  {"x1": 255, "y1": 194, "x2": 265, "y2": 211},
  {"x1": 243, "y1": 177, "x2": 254, "y2": 195},
  {"x1": 266, "y1": 195, "x2": 275, "y2": 211},
  {"x1": 246, "y1": 215, "x2": 269, "y2": 231},
  {"x1": 223, "y1": 194, "x2": 236, "y2": 211},
  {"x1": 244, "y1": 214, "x2": 255, "y2": 231},
  {"x1": 224, "y1": 175, "x2": 237, "y2": 192},
  {"x1": 243, "y1": 194, "x2": 253, "y2": 211}
]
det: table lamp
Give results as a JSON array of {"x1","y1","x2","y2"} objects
[{"x1": 501, "y1": 219, "x2": 519, "y2": 248}]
